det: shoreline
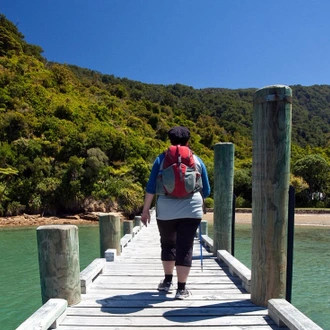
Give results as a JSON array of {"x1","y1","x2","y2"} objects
[
  {"x1": 2, "y1": 212, "x2": 330, "y2": 228},
  {"x1": 0, "y1": 215, "x2": 100, "y2": 228},
  {"x1": 203, "y1": 212, "x2": 330, "y2": 227}
]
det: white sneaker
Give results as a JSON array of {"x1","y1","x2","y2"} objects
[
  {"x1": 174, "y1": 288, "x2": 191, "y2": 300},
  {"x1": 157, "y1": 280, "x2": 174, "y2": 293}
]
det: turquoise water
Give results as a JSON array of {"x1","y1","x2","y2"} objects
[
  {"x1": 0, "y1": 225, "x2": 100, "y2": 330},
  {"x1": 1, "y1": 224, "x2": 329, "y2": 329},
  {"x1": 231, "y1": 224, "x2": 330, "y2": 330}
]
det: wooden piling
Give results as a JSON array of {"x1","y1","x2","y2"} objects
[
  {"x1": 134, "y1": 215, "x2": 142, "y2": 228},
  {"x1": 200, "y1": 219, "x2": 208, "y2": 236},
  {"x1": 36, "y1": 225, "x2": 81, "y2": 306},
  {"x1": 99, "y1": 213, "x2": 121, "y2": 257},
  {"x1": 251, "y1": 85, "x2": 292, "y2": 306},
  {"x1": 123, "y1": 220, "x2": 133, "y2": 235},
  {"x1": 213, "y1": 142, "x2": 235, "y2": 255}
]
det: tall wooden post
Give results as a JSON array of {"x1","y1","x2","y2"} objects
[
  {"x1": 251, "y1": 85, "x2": 292, "y2": 306},
  {"x1": 99, "y1": 213, "x2": 121, "y2": 257},
  {"x1": 213, "y1": 142, "x2": 235, "y2": 255},
  {"x1": 36, "y1": 225, "x2": 81, "y2": 306}
]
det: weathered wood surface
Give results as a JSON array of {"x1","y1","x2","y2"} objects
[
  {"x1": 80, "y1": 258, "x2": 106, "y2": 294},
  {"x1": 122, "y1": 220, "x2": 133, "y2": 235},
  {"x1": 268, "y1": 299, "x2": 323, "y2": 330},
  {"x1": 36, "y1": 225, "x2": 81, "y2": 306},
  {"x1": 56, "y1": 215, "x2": 285, "y2": 330},
  {"x1": 217, "y1": 249, "x2": 251, "y2": 292},
  {"x1": 16, "y1": 298, "x2": 67, "y2": 330},
  {"x1": 99, "y1": 213, "x2": 121, "y2": 257},
  {"x1": 201, "y1": 234, "x2": 214, "y2": 252},
  {"x1": 251, "y1": 85, "x2": 292, "y2": 305},
  {"x1": 213, "y1": 142, "x2": 235, "y2": 254}
]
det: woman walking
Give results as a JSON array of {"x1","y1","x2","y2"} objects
[{"x1": 141, "y1": 126, "x2": 211, "y2": 299}]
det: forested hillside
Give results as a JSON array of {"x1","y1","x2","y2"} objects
[{"x1": 1, "y1": 14, "x2": 330, "y2": 217}]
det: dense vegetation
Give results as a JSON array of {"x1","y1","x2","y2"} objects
[{"x1": 1, "y1": 14, "x2": 330, "y2": 217}]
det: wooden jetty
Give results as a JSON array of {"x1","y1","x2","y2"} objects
[
  {"x1": 16, "y1": 85, "x2": 323, "y2": 329},
  {"x1": 57, "y1": 218, "x2": 277, "y2": 329},
  {"x1": 17, "y1": 211, "x2": 322, "y2": 329}
]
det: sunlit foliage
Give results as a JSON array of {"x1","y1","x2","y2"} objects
[{"x1": 1, "y1": 14, "x2": 330, "y2": 216}]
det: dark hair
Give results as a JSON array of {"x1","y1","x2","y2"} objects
[{"x1": 168, "y1": 126, "x2": 190, "y2": 145}]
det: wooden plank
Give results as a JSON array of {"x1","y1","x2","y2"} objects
[
  {"x1": 120, "y1": 240, "x2": 208, "y2": 250},
  {"x1": 16, "y1": 298, "x2": 67, "y2": 330},
  {"x1": 268, "y1": 299, "x2": 323, "y2": 329},
  {"x1": 132, "y1": 225, "x2": 141, "y2": 237},
  {"x1": 201, "y1": 234, "x2": 214, "y2": 252},
  {"x1": 120, "y1": 233, "x2": 132, "y2": 249},
  {"x1": 76, "y1": 298, "x2": 262, "y2": 308},
  {"x1": 59, "y1": 315, "x2": 277, "y2": 327},
  {"x1": 79, "y1": 290, "x2": 251, "y2": 300},
  {"x1": 108, "y1": 261, "x2": 218, "y2": 267},
  {"x1": 103, "y1": 265, "x2": 223, "y2": 271},
  {"x1": 105, "y1": 260, "x2": 224, "y2": 267},
  {"x1": 89, "y1": 283, "x2": 243, "y2": 291},
  {"x1": 117, "y1": 254, "x2": 215, "y2": 260},
  {"x1": 100, "y1": 271, "x2": 229, "y2": 277},
  {"x1": 217, "y1": 250, "x2": 251, "y2": 292},
  {"x1": 67, "y1": 306, "x2": 268, "y2": 317},
  {"x1": 58, "y1": 326, "x2": 284, "y2": 330},
  {"x1": 101, "y1": 270, "x2": 229, "y2": 276},
  {"x1": 80, "y1": 258, "x2": 106, "y2": 294},
  {"x1": 66, "y1": 306, "x2": 268, "y2": 317},
  {"x1": 95, "y1": 275, "x2": 241, "y2": 284}
]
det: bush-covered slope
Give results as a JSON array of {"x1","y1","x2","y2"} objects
[{"x1": 1, "y1": 14, "x2": 330, "y2": 216}]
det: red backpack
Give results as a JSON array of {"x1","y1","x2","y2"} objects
[{"x1": 156, "y1": 145, "x2": 202, "y2": 198}]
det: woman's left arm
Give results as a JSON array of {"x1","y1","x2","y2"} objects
[{"x1": 197, "y1": 156, "x2": 211, "y2": 198}]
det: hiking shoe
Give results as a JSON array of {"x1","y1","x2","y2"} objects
[
  {"x1": 175, "y1": 288, "x2": 191, "y2": 300},
  {"x1": 157, "y1": 280, "x2": 174, "y2": 293}
]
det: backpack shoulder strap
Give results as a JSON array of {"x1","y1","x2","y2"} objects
[{"x1": 159, "y1": 151, "x2": 166, "y2": 170}]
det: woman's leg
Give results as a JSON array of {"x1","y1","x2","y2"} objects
[
  {"x1": 175, "y1": 218, "x2": 201, "y2": 267},
  {"x1": 176, "y1": 265, "x2": 191, "y2": 283},
  {"x1": 175, "y1": 218, "x2": 201, "y2": 293},
  {"x1": 157, "y1": 219, "x2": 177, "y2": 288},
  {"x1": 162, "y1": 260, "x2": 175, "y2": 276}
]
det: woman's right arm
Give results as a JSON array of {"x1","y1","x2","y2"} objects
[
  {"x1": 141, "y1": 154, "x2": 164, "y2": 226},
  {"x1": 141, "y1": 192, "x2": 155, "y2": 226}
]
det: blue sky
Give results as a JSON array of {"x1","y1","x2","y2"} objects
[{"x1": 2, "y1": 0, "x2": 330, "y2": 89}]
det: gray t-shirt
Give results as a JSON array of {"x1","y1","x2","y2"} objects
[
  {"x1": 146, "y1": 152, "x2": 210, "y2": 220},
  {"x1": 156, "y1": 192, "x2": 204, "y2": 220}
]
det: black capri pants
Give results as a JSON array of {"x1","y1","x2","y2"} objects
[{"x1": 156, "y1": 218, "x2": 201, "y2": 267}]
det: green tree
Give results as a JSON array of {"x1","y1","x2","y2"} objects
[
  {"x1": 234, "y1": 168, "x2": 252, "y2": 206},
  {"x1": 0, "y1": 111, "x2": 29, "y2": 142},
  {"x1": 83, "y1": 148, "x2": 109, "y2": 194},
  {"x1": 292, "y1": 154, "x2": 330, "y2": 194},
  {"x1": 0, "y1": 166, "x2": 18, "y2": 206},
  {"x1": 58, "y1": 156, "x2": 85, "y2": 212},
  {"x1": 0, "y1": 142, "x2": 16, "y2": 166},
  {"x1": 0, "y1": 14, "x2": 24, "y2": 56},
  {"x1": 35, "y1": 177, "x2": 61, "y2": 215}
]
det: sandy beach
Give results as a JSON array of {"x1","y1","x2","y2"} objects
[
  {"x1": 203, "y1": 212, "x2": 330, "y2": 227},
  {"x1": 1, "y1": 212, "x2": 330, "y2": 227}
]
